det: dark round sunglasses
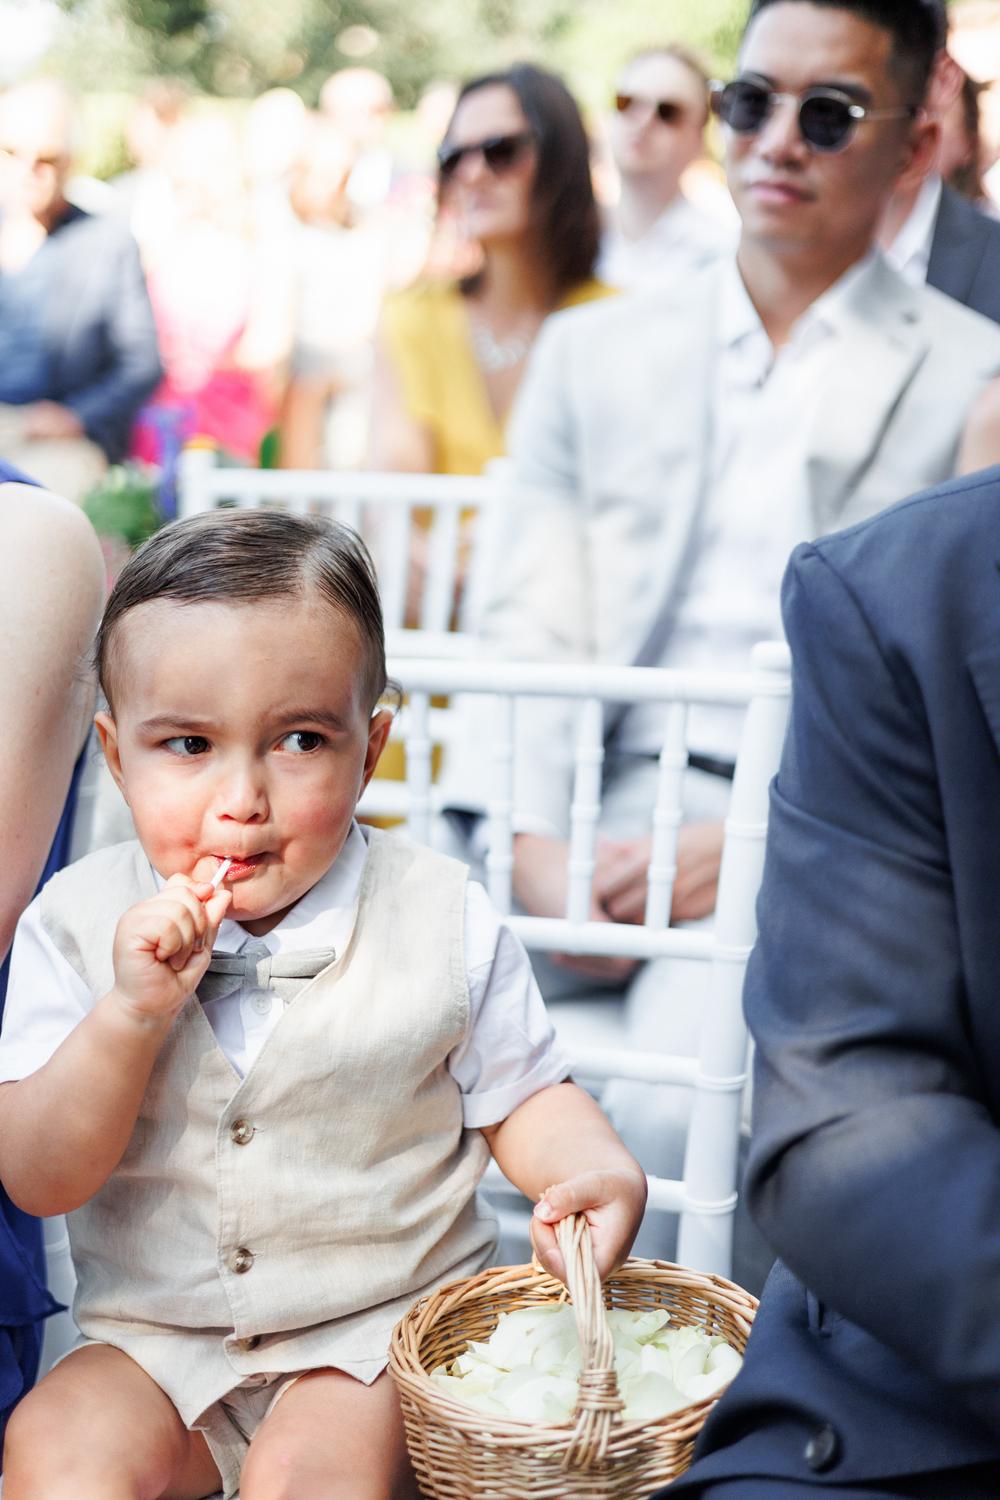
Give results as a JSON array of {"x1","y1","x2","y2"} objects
[
  {"x1": 437, "y1": 130, "x2": 535, "y2": 181},
  {"x1": 709, "y1": 76, "x2": 916, "y2": 154},
  {"x1": 614, "y1": 93, "x2": 687, "y2": 126}
]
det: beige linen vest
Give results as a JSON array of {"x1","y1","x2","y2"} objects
[{"x1": 40, "y1": 831, "x2": 495, "y2": 1424}]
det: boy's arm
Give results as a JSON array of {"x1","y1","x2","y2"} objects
[
  {"x1": 0, "y1": 995, "x2": 175, "y2": 1215},
  {"x1": 0, "y1": 875, "x2": 230, "y2": 1216},
  {"x1": 481, "y1": 1081, "x2": 647, "y2": 1283}
]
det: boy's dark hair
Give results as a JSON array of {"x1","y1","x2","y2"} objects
[
  {"x1": 746, "y1": 0, "x2": 946, "y2": 105},
  {"x1": 445, "y1": 62, "x2": 601, "y2": 303},
  {"x1": 96, "y1": 509, "x2": 387, "y2": 712}
]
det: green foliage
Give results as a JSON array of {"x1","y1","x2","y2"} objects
[
  {"x1": 82, "y1": 463, "x2": 164, "y2": 548},
  {"x1": 47, "y1": 0, "x2": 750, "y2": 104}
]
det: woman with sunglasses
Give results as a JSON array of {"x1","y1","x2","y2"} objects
[{"x1": 370, "y1": 62, "x2": 612, "y2": 477}]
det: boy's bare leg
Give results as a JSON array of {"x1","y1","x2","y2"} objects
[
  {"x1": 240, "y1": 1367, "x2": 419, "y2": 1500},
  {"x1": 2, "y1": 1344, "x2": 222, "y2": 1500}
]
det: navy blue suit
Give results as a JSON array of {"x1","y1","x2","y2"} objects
[
  {"x1": 928, "y1": 185, "x2": 1000, "y2": 326},
  {"x1": 666, "y1": 469, "x2": 1000, "y2": 1495},
  {"x1": 0, "y1": 205, "x2": 162, "y2": 463}
]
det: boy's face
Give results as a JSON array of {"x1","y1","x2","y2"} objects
[{"x1": 95, "y1": 594, "x2": 391, "y2": 936}]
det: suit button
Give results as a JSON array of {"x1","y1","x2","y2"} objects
[
  {"x1": 804, "y1": 1424, "x2": 840, "y2": 1472},
  {"x1": 230, "y1": 1119, "x2": 254, "y2": 1146},
  {"x1": 231, "y1": 1247, "x2": 254, "y2": 1274}
]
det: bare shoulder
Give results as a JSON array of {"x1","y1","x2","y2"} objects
[{"x1": 0, "y1": 484, "x2": 105, "y2": 599}]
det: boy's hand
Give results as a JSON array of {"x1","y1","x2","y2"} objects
[
  {"x1": 530, "y1": 1167, "x2": 647, "y2": 1285},
  {"x1": 111, "y1": 875, "x2": 232, "y2": 1024}
]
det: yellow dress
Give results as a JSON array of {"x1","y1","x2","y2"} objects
[{"x1": 381, "y1": 277, "x2": 615, "y2": 476}]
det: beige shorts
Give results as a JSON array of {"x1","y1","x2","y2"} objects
[
  {"x1": 194, "y1": 1370, "x2": 307, "y2": 1499},
  {"x1": 53, "y1": 1337, "x2": 308, "y2": 1500}
]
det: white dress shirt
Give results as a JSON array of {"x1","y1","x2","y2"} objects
[
  {"x1": 620, "y1": 250, "x2": 883, "y2": 760},
  {"x1": 0, "y1": 823, "x2": 569, "y2": 1130},
  {"x1": 599, "y1": 194, "x2": 734, "y2": 290},
  {"x1": 884, "y1": 173, "x2": 942, "y2": 286}
]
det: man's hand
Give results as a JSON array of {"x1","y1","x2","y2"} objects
[
  {"x1": 530, "y1": 1167, "x2": 648, "y2": 1284},
  {"x1": 588, "y1": 821, "x2": 725, "y2": 926},
  {"x1": 671, "y1": 820, "x2": 725, "y2": 922},
  {"x1": 22, "y1": 401, "x2": 84, "y2": 441},
  {"x1": 111, "y1": 875, "x2": 231, "y2": 1026},
  {"x1": 512, "y1": 832, "x2": 638, "y2": 981}
]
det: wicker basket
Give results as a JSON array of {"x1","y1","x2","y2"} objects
[{"x1": 390, "y1": 1214, "x2": 757, "y2": 1498}]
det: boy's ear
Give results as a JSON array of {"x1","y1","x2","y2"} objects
[
  {"x1": 361, "y1": 707, "x2": 394, "y2": 792},
  {"x1": 93, "y1": 710, "x2": 129, "y2": 803}
]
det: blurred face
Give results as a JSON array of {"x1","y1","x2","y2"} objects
[
  {"x1": 439, "y1": 84, "x2": 537, "y2": 245},
  {"x1": 725, "y1": 3, "x2": 927, "y2": 262},
  {"x1": 96, "y1": 594, "x2": 390, "y2": 937},
  {"x1": 0, "y1": 94, "x2": 72, "y2": 219},
  {"x1": 610, "y1": 53, "x2": 708, "y2": 193}
]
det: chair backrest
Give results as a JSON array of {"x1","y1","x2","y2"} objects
[
  {"x1": 364, "y1": 641, "x2": 792, "y2": 1278},
  {"x1": 177, "y1": 447, "x2": 502, "y2": 640}
]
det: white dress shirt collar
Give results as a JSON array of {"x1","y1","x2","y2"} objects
[
  {"x1": 719, "y1": 247, "x2": 882, "y2": 377},
  {"x1": 884, "y1": 173, "x2": 942, "y2": 285}
]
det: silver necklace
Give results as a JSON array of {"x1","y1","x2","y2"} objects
[{"x1": 469, "y1": 313, "x2": 533, "y2": 372}]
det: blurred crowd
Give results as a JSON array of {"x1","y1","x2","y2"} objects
[{"x1": 2, "y1": 8, "x2": 999, "y2": 510}]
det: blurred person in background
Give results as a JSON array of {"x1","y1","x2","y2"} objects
[
  {"x1": 948, "y1": 0, "x2": 1000, "y2": 205},
  {"x1": 370, "y1": 62, "x2": 613, "y2": 477},
  {"x1": 243, "y1": 86, "x2": 309, "y2": 235},
  {"x1": 279, "y1": 114, "x2": 390, "y2": 469},
  {"x1": 108, "y1": 78, "x2": 188, "y2": 253},
  {"x1": 319, "y1": 66, "x2": 395, "y2": 217},
  {"x1": 940, "y1": 67, "x2": 992, "y2": 202},
  {"x1": 600, "y1": 45, "x2": 735, "y2": 290},
  {"x1": 0, "y1": 80, "x2": 162, "y2": 501},
  {"x1": 880, "y1": 26, "x2": 1000, "y2": 324},
  {"x1": 130, "y1": 112, "x2": 293, "y2": 471}
]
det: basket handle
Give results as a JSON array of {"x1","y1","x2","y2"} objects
[{"x1": 555, "y1": 1213, "x2": 624, "y2": 1469}]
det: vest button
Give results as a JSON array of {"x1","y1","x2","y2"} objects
[
  {"x1": 803, "y1": 1423, "x2": 840, "y2": 1472},
  {"x1": 241, "y1": 1334, "x2": 261, "y2": 1351},
  {"x1": 230, "y1": 1119, "x2": 254, "y2": 1146},
  {"x1": 231, "y1": 1247, "x2": 254, "y2": 1274}
]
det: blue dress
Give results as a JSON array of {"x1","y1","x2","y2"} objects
[{"x1": 0, "y1": 458, "x2": 85, "y2": 1448}]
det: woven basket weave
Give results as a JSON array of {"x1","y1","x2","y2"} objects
[{"x1": 389, "y1": 1214, "x2": 757, "y2": 1498}]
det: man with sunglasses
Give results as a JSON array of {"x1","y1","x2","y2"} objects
[
  {"x1": 600, "y1": 45, "x2": 734, "y2": 290},
  {"x1": 446, "y1": 0, "x2": 1000, "y2": 1293}
]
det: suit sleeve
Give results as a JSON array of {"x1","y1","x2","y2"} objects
[
  {"x1": 64, "y1": 231, "x2": 163, "y2": 463},
  {"x1": 745, "y1": 541, "x2": 1000, "y2": 1433}
]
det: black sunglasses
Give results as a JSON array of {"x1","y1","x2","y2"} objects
[
  {"x1": 437, "y1": 130, "x2": 535, "y2": 181},
  {"x1": 709, "y1": 76, "x2": 916, "y2": 154},
  {"x1": 614, "y1": 93, "x2": 687, "y2": 126}
]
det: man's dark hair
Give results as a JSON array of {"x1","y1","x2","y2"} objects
[
  {"x1": 746, "y1": 0, "x2": 946, "y2": 105},
  {"x1": 444, "y1": 62, "x2": 601, "y2": 303},
  {"x1": 96, "y1": 509, "x2": 387, "y2": 712}
]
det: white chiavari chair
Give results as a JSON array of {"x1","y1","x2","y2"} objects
[
  {"x1": 177, "y1": 447, "x2": 503, "y2": 645},
  {"x1": 362, "y1": 641, "x2": 792, "y2": 1278}
]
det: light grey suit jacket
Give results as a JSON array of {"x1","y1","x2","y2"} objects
[{"x1": 444, "y1": 254, "x2": 1000, "y2": 834}]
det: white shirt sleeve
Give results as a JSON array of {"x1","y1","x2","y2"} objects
[
  {"x1": 449, "y1": 880, "x2": 571, "y2": 1129},
  {"x1": 0, "y1": 894, "x2": 94, "y2": 1082}
]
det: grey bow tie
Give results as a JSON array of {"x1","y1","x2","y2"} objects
[{"x1": 198, "y1": 943, "x2": 337, "y2": 1005}]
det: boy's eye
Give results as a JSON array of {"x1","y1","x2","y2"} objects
[
  {"x1": 280, "y1": 731, "x2": 325, "y2": 754},
  {"x1": 165, "y1": 735, "x2": 210, "y2": 757}
]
